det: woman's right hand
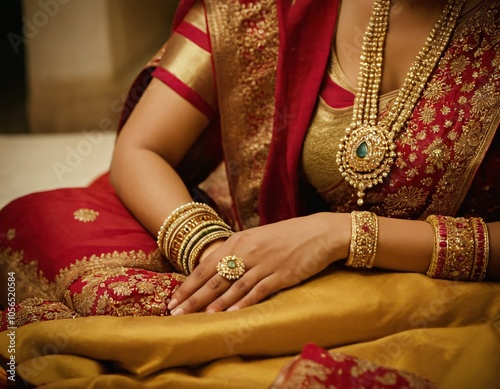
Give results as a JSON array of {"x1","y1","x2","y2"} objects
[{"x1": 168, "y1": 212, "x2": 352, "y2": 315}]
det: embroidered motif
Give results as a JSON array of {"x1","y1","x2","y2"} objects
[
  {"x1": 73, "y1": 208, "x2": 100, "y2": 223},
  {"x1": 68, "y1": 268, "x2": 185, "y2": 317},
  {"x1": 12, "y1": 297, "x2": 78, "y2": 328},
  {"x1": 7, "y1": 228, "x2": 15, "y2": 241},
  {"x1": 54, "y1": 249, "x2": 171, "y2": 300},
  {"x1": 384, "y1": 187, "x2": 427, "y2": 216},
  {"x1": 0, "y1": 247, "x2": 172, "y2": 305}
]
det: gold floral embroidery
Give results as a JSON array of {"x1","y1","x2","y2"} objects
[
  {"x1": 0, "y1": 247, "x2": 57, "y2": 305},
  {"x1": 418, "y1": 104, "x2": 437, "y2": 124},
  {"x1": 423, "y1": 79, "x2": 451, "y2": 102},
  {"x1": 0, "y1": 247, "x2": 173, "y2": 309},
  {"x1": 424, "y1": 139, "x2": 450, "y2": 170},
  {"x1": 68, "y1": 268, "x2": 184, "y2": 317},
  {"x1": 384, "y1": 187, "x2": 427, "y2": 216},
  {"x1": 375, "y1": 372, "x2": 398, "y2": 385},
  {"x1": 14, "y1": 297, "x2": 78, "y2": 328},
  {"x1": 7, "y1": 228, "x2": 15, "y2": 241},
  {"x1": 54, "y1": 249, "x2": 170, "y2": 300},
  {"x1": 450, "y1": 56, "x2": 470, "y2": 76},
  {"x1": 73, "y1": 208, "x2": 100, "y2": 223},
  {"x1": 205, "y1": 0, "x2": 279, "y2": 229}
]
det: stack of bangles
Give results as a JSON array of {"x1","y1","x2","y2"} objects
[
  {"x1": 346, "y1": 211, "x2": 489, "y2": 281},
  {"x1": 157, "y1": 202, "x2": 233, "y2": 275}
]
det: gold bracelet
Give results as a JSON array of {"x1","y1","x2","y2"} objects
[
  {"x1": 188, "y1": 230, "x2": 233, "y2": 274},
  {"x1": 426, "y1": 215, "x2": 447, "y2": 278},
  {"x1": 470, "y1": 217, "x2": 489, "y2": 281},
  {"x1": 165, "y1": 208, "x2": 219, "y2": 257},
  {"x1": 177, "y1": 220, "x2": 232, "y2": 274},
  {"x1": 346, "y1": 211, "x2": 378, "y2": 268},
  {"x1": 157, "y1": 202, "x2": 214, "y2": 252},
  {"x1": 156, "y1": 202, "x2": 227, "y2": 273},
  {"x1": 167, "y1": 212, "x2": 221, "y2": 263},
  {"x1": 426, "y1": 215, "x2": 476, "y2": 281}
]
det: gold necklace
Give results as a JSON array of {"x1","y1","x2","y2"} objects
[{"x1": 336, "y1": 0, "x2": 466, "y2": 206}]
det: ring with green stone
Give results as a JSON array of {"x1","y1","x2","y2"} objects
[{"x1": 216, "y1": 255, "x2": 245, "y2": 280}]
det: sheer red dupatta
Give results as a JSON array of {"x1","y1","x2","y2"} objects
[{"x1": 259, "y1": 0, "x2": 340, "y2": 224}]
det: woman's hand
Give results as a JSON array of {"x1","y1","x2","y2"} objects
[{"x1": 167, "y1": 212, "x2": 351, "y2": 315}]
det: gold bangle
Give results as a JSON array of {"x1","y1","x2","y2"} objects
[
  {"x1": 346, "y1": 211, "x2": 378, "y2": 269},
  {"x1": 426, "y1": 215, "x2": 447, "y2": 278},
  {"x1": 165, "y1": 208, "x2": 219, "y2": 257},
  {"x1": 157, "y1": 202, "x2": 213, "y2": 252},
  {"x1": 167, "y1": 212, "x2": 221, "y2": 262},
  {"x1": 188, "y1": 230, "x2": 233, "y2": 273},
  {"x1": 426, "y1": 215, "x2": 476, "y2": 281},
  {"x1": 177, "y1": 220, "x2": 232, "y2": 274},
  {"x1": 470, "y1": 217, "x2": 489, "y2": 281},
  {"x1": 156, "y1": 202, "x2": 223, "y2": 269}
]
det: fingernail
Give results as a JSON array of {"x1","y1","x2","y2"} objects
[
  {"x1": 168, "y1": 299, "x2": 178, "y2": 310},
  {"x1": 206, "y1": 309, "x2": 215, "y2": 315},
  {"x1": 171, "y1": 307, "x2": 184, "y2": 316},
  {"x1": 226, "y1": 306, "x2": 239, "y2": 312}
]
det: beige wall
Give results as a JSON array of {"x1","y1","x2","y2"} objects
[{"x1": 23, "y1": 0, "x2": 179, "y2": 133}]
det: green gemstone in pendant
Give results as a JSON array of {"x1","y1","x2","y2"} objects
[
  {"x1": 356, "y1": 142, "x2": 368, "y2": 158},
  {"x1": 227, "y1": 260, "x2": 236, "y2": 269}
]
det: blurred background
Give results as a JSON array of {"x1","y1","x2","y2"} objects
[{"x1": 0, "y1": 0, "x2": 179, "y2": 134}]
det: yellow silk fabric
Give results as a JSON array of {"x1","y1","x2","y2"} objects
[{"x1": 2, "y1": 268, "x2": 499, "y2": 388}]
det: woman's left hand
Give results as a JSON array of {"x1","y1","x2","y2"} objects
[{"x1": 167, "y1": 212, "x2": 351, "y2": 315}]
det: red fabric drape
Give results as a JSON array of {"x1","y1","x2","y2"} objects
[{"x1": 259, "y1": 0, "x2": 341, "y2": 224}]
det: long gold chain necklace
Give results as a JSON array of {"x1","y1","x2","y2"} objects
[{"x1": 336, "y1": 0, "x2": 466, "y2": 206}]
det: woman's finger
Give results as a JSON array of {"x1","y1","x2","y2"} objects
[
  {"x1": 170, "y1": 272, "x2": 231, "y2": 315},
  {"x1": 168, "y1": 254, "x2": 221, "y2": 311},
  {"x1": 221, "y1": 275, "x2": 281, "y2": 312},
  {"x1": 204, "y1": 268, "x2": 263, "y2": 312}
]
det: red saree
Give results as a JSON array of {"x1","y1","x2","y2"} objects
[{"x1": 0, "y1": 0, "x2": 499, "y2": 388}]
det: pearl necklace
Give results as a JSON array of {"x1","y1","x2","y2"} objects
[{"x1": 336, "y1": 0, "x2": 466, "y2": 206}]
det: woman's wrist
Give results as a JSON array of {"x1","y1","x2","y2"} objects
[{"x1": 314, "y1": 212, "x2": 352, "y2": 264}]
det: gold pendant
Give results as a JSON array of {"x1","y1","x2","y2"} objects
[{"x1": 337, "y1": 124, "x2": 396, "y2": 206}]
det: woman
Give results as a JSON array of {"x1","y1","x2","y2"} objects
[{"x1": 1, "y1": 0, "x2": 499, "y2": 387}]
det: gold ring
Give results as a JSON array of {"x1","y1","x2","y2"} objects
[{"x1": 216, "y1": 255, "x2": 245, "y2": 280}]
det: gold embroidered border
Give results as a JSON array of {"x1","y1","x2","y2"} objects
[
  {"x1": 54, "y1": 249, "x2": 170, "y2": 300},
  {"x1": 205, "y1": 0, "x2": 279, "y2": 229},
  {"x1": 423, "y1": 2, "x2": 500, "y2": 218},
  {"x1": 0, "y1": 247, "x2": 171, "y2": 305},
  {"x1": 160, "y1": 33, "x2": 217, "y2": 110},
  {"x1": 0, "y1": 247, "x2": 57, "y2": 306}
]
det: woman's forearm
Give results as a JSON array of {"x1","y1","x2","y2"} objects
[
  {"x1": 376, "y1": 217, "x2": 500, "y2": 280},
  {"x1": 375, "y1": 217, "x2": 434, "y2": 273},
  {"x1": 329, "y1": 213, "x2": 500, "y2": 280},
  {"x1": 109, "y1": 78, "x2": 211, "y2": 236},
  {"x1": 110, "y1": 146, "x2": 193, "y2": 235}
]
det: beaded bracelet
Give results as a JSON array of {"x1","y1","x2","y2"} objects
[
  {"x1": 425, "y1": 215, "x2": 489, "y2": 281},
  {"x1": 346, "y1": 211, "x2": 378, "y2": 269}
]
